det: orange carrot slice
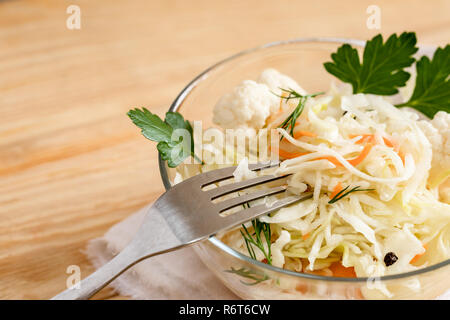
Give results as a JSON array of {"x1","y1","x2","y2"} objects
[
  {"x1": 329, "y1": 262, "x2": 357, "y2": 278},
  {"x1": 293, "y1": 130, "x2": 317, "y2": 139},
  {"x1": 349, "y1": 134, "x2": 365, "y2": 139},
  {"x1": 350, "y1": 134, "x2": 395, "y2": 148},
  {"x1": 318, "y1": 156, "x2": 343, "y2": 167},
  {"x1": 278, "y1": 149, "x2": 308, "y2": 159},
  {"x1": 302, "y1": 233, "x2": 310, "y2": 240},
  {"x1": 348, "y1": 143, "x2": 373, "y2": 166},
  {"x1": 350, "y1": 134, "x2": 374, "y2": 144},
  {"x1": 329, "y1": 182, "x2": 343, "y2": 199},
  {"x1": 317, "y1": 144, "x2": 373, "y2": 167},
  {"x1": 295, "y1": 283, "x2": 308, "y2": 294},
  {"x1": 382, "y1": 137, "x2": 394, "y2": 148},
  {"x1": 271, "y1": 144, "x2": 309, "y2": 159},
  {"x1": 410, "y1": 244, "x2": 427, "y2": 264}
]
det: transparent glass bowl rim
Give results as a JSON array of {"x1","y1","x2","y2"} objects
[{"x1": 158, "y1": 37, "x2": 450, "y2": 282}]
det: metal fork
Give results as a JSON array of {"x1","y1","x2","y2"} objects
[{"x1": 52, "y1": 162, "x2": 312, "y2": 300}]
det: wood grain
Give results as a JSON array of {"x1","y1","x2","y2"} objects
[{"x1": 0, "y1": 0, "x2": 449, "y2": 300}]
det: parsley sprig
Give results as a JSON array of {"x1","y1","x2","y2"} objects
[
  {"x1": 396, "y1": 45, "x2": 450, "y2": 118},
  {"x1": 324, "y1": 32, "x2": 418, "y2": 95},
  {"x1": 328, "y1": 185, "x2": 374, "y2": 204},
  {"x1": 324, "y1": 32, "x2": 449, "y2": 118},
  {"x1": 240, "y1": 219, "x2": 272, "y2": 265},
  {"x1": 127, "y1": 108, "x2": 201, "y2": 167},
  {"x1": 275, "y1": 89, "x2": 323, "y2": 139}
]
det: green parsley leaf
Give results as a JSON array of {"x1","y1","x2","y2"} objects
[
  {"x1": 127, "y1": 108, "x2": 200, "y2": 168},
  {"x1": 324, "y1": 32, "x2": 418, "y2": 95},
  {"x1": 157, "y1": 140, "x2": 186, "y2": 168},
  {"x1": 396, "y1": 45, "x2": 450, "y2": 118},
  {"x1": 127, "y1": 108, "x2": 173, "y2": 142},
  {"x1": 165, "y1": 111, "x2": 188, "y2": 130},
  {"x1": 165, "y1": 111, "x2": 196, "y2": 154}
]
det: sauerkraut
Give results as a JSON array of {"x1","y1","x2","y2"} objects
[{"x1": 173, "y1": 69, "x2": 450, "y2": 297}]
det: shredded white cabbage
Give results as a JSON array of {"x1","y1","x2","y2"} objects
[{"x1": 271, "y1": 230, "x2": 291, "y2": 268}]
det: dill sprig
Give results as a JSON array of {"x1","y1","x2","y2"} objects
[
  {"x1": 274, "y1": 89, "x2": 324, "y2": 139},
  {"x1": 328, "y1": 185, "x2": 374, "y2": 204},
  {"x1": 224, "y1": 267, "x2": 269, "y2": 285},
  {"x1": 240, "y1": 219, "x2": 272, "y2": 265}
]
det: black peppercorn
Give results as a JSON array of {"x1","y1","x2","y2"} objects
[
  {"x1": 384, "y1": 252, "x2": 398, "y2": 266},
  {"x1": 342, "y1": 111, "x2": 357, "y2": 119}
]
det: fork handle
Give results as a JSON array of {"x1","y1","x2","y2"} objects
[
  {"x1": 51, "y1": 204, "x2": 184, "y2": 300},
  {"x1": 51, "y1": 244, "x2": 145, "y2": 300}
]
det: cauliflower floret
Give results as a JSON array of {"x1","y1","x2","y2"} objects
[
  {"x1": 213, "y1": 69, "x2": 307, "y2": 133},
  {"x1": 431, "y1": 111, "x2": 450, "y2": 147},
  {"x1": 418, "y1": 120, "x2": 443, "y2": 157},
  {"x1": 418, "y1": 112, "x2": 450, "y2": 172},
  {"x1": 431, "y1": 112, "x2": 450, "y2": 202},
  {"x1": 418, "y1": 111, "x2": 450, "y2": 200},
  {"x1": 212, "y1": 80, "x2": 278, "y2": 131},
  {"x1": 257, "y1": 68, "x2": 307, "y2": 96}
]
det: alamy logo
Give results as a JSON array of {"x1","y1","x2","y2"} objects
[
  {"x1": 66, "y1": 5, "x2": 81, "y2": 30},
  {"x1": 66, "y1": 265, "x2": 81, "y2": 290},
  {"x1": 166, "y1": 122, "x2": 280, "y2": 166},
  {"x1": 366, "y1": 5, "x2": 381, "y2": 30}
]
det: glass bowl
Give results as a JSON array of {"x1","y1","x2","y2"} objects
[{"x1": 158, "y1": 38, "x2": 450, "y2": 299}]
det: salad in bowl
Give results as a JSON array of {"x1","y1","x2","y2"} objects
[{"x1": 128, "y1": 33, "x2": 450, "y2": 299}]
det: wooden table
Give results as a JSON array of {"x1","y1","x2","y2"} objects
[{"x1": 0, "y1": 0, "x2": 448, "y2": 300}]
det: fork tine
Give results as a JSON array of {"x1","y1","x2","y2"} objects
[
  {"x1": 198, "y1": 167, "x2": 237, "y2": 187},
  {"x1": 215, "y1": 186, "x2": 287, "y2": 212},
  {"x1": 206, "y1": 174, "x2": 289, "y2": 199},
  {"x1": 248, "y1": 160, "x2": 279, "y2": 171},
  {"x1": 222, "y1": 192, "x2": 313, "y2": 226},
  {"x1": 199, "y1": 160, "x2": 280, "y2": 187}
]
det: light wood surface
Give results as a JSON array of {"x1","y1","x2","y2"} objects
[{"x1": 0, "y1": 0, "x2": 449, "y2": 300}]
